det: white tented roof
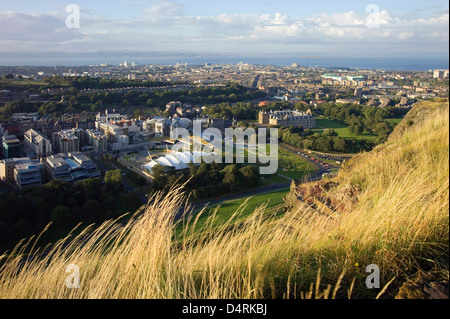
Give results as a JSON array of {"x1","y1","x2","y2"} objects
[{"x1": 143, "y1": 151, "x2": 216, "y2": 173}]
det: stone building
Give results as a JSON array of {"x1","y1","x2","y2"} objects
[{"x1": 258, "y1": 110, "x2": 315, "y2": 128}]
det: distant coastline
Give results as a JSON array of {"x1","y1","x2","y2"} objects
[
  {"x1": 299, "y1": 56, "x2": 330, "y2": 60},
  {"x1": 0, "y1": 55, "x2": 448, "y2": 71}
]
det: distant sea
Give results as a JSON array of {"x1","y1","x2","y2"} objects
[{"x1": 0, "y1": 55, "x2": 448, "y2": 71}]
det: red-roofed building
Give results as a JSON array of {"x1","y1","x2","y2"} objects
[{"x1": 291, "y1": 101, "x2": 308, "y2": 105}]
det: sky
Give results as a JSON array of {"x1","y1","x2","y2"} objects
[{"x1": 0, "y1": 0, "x2": 448, "y2": 59}]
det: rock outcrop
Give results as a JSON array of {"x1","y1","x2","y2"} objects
[{"x1": 396, "y1": 270, "x2": 449, "y2": 299}]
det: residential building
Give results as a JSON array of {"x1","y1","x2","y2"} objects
[
  {"x1": 1, "y1": 123, "x2": 20, "y2": 136},
  {"x1": 11, "y1": 113, "x2": 40, "y2": 122},
  {"x1": 433, "y1": 70, "x2": 444, "y2": 79},
  {"x1": 85, "y1": 130, "x2": 108, "y2": 153},
  {"x1": 170, "y1": 118, "x2": 193, "y2": 135},
  {"x1": 154, "y1": 118, "x2": 170, "y2": 137},
  {"x1": 0, "y1": 157, "x2": 43, "y2": 189},
  {"x1": 96, "y1": 121, "x2": 125, "y2": 137},
  {"x1": 1, "y1": 157, "x2": 31, "y2": 184},
  {"x1": 166, "y1": 101, "x2": 183, "y2": 112},
  {"x1": 208, "y1": 118, "x2": 225, "y2": 132},
  {"x1": 165, "y1": 101, "x2": 192, "y2": 116},
  {"x1": 354, "y1": 88, "x2": 363, "y2": 97},
  {"x1": 96, "y1": 110, "x2": 127, "y2": 123},
  {"x1": 52, "y1": 129, "x2": 83, "y2": 153},
  {"x1": 76, "y1": 119, "x2": 96, "y2": 130},
  {"x1": 14, "y1": 160, "x2": 44, "y2": 189},
  {"x1": 24, "y1": 129, "x2": 52, "y2": 158},
  {"x1": 111, "y1": 120, "x2": 140, "y2": 134},
  {"x1": 43, "y1": 152, "x2": 101, "y2": 182},
  {"x1": 2, "y1": 135, "x2": 21, "y2": 159},
  {"x1": 336, "y1": 99, "x2": 361, "y2": 105}
]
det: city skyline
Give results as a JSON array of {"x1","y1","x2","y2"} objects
[{"x1": 0, "y1": 0, "x2": 448, "y2": 60}]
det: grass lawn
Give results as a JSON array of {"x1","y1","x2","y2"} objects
[
  {"x1": 181, "y1": 187, "x2": 290, "y2": 233},
  {"x1": 314, "y1": 117, "x2": 377, "y2": 141},
  {"x1": 315, "y1": 118, "x2": 347, "y2": 129},
  {"x1": 0, "y1": 78, "x2": 49, "y2": 87},
  {"x1": 261, "y1": 174, "x2": 290, "y2": 185},
  {"x1": 238, "y1": 145, "x2": 315, "y2": 181},
  {"x1": 387, "y1": 118, "x2": 404, "y2": 125},
  {"x1": 277, "y1": 147, "x2": 316, "y2": 179}
]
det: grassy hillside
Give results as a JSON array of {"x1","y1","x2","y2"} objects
[{"x1": 0, "y1": 99, "x2": 448, "y2": 299}]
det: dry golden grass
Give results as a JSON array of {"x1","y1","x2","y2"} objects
[{"x1": 0, "y1": 100, "x2": 448, "y2": 299}]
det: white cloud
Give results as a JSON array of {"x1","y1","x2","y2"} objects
[
  {"x1": 0, "y1": 11, "x2": 82, "y2": 45},
  {"x1": 0, "y1": 6, "x2": 447, "y2": 57},
  {"x1": 398, "y1": 32, "x2": 414, "y2": 40},
  {"x1": 144, "y1": 0, "x2": 183, "y2": 17}
]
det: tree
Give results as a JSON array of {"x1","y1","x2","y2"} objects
[
  {"x1": 221, "y1": 165, "x2": 240, "y2": 191},
  {"x1": 51, "y1": 205, "x2": 71, "y2": 226},
  {"x1": 205, "y1": 185, "x2": 217, "y2": 197},
  {"x1": 374, "y1": 122, "x2": 393, "y2": 138},
  {"x1": 152, "y1": 165, "x2": 176, "y2": 191},
  {"x1": 323, "y1": 129, "x2": 338, "y2": 137},
  {"x1": 134, "y1": 109, "x2": 142, "y2": 119},
  {"x1": 333, "y1": 137, "x2": 347, "y2": 153},
  {"x1": 83, "y1": 200, "x2": 104, "y2": 223},
  {"x1": 237, "y1": 121, "x2": 248, "y2": 129},
  {"x1": 353, "y1": 125, "x2": 364, "y2": 135},
  {"x1": 123, "y1": 191, "x2": 142, "y2": 212},
  {"x1": 239, "y1": 166, "x2": 260, "y2": 187},
  {"x1": 105, "y1": 169, "x2": 123, "y2": 194},
  {"x1": 13, "y1": 220, "x2": 31, "y2": 236},
  {"x1": 76, "y1": 178, "x2": 103, "y2": 201}
]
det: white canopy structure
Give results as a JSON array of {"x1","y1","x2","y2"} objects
[{"x1": 143, "y1": 151, "x2": 215, "y2": 174}]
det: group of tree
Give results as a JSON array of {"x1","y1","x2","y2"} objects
[
  {"x1": 60, "y1": 77, "x2": 171, "y2": 90},
  {"x1": 312, "y1": 102, "x2": 409, "y2": 143},
  {"x1": 201, "y1": 102, "x2": 258, "y2": 120},
  {"x1": 278, "y1": 126, "x2": 375, "y2": 153},
  {"x1": 201, "y1": 101, "x2": 293, "y2": 121},
  {"x1": 0, "y1": 171, "x2": 142, "y2": 251},
  {"x1": 151, "y1": 162, "x2": 261, "y2": 200},
  {"x1": 31, "y1": 82, "x2": 266, "y2": 118},
  {"x1": 0, "y1": 98, "x2": 38, "y2": 115}
]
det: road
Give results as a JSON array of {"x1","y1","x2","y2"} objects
[
  {"x1": 94, "y1": 157, "x2": 149, "y2": 203},
  {"x1": 175, "y1": 148, "x2": 328, "y2": 220},
  {"x1": 252, "y1": 74, "x2": 262, "y2": 89},
  {"x1": 280, "y1": 143, "x2": 341, "y2": 172},
  {"x1": 97, "y1": 144, "x2": 339, "y2": 222}
]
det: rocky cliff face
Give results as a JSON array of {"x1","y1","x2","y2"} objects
[{"x1": 283, "y1": 178, "x2": 360, "y2": 221}]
